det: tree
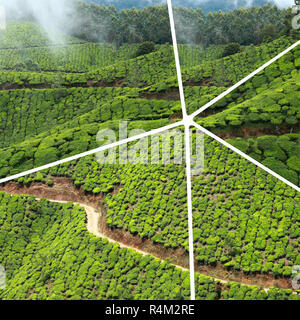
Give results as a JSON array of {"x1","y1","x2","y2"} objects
[
  {"x1": 261, "y1": 24, "x2": 278, "y2": 43},
  {"x1": 222, "y1": 43, "x2": 240, "y2": 57},
  {"x1": 135, "y1": 42, "x2": 156, "y2": 57}
]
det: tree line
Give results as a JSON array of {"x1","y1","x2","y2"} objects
[
  {"x1": 5, "y1": 1, "x2": 295, "y2": 47},
  {"x1": 173, "y1": 4, "x2": 296, "y2": 46}
]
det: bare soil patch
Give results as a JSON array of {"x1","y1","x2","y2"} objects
[{"x1": 213, "y1": 124, "x2": 300, "y2": 139}]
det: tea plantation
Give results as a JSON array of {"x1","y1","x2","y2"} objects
[
  {"x1": 8, "y1": 135, "x2": 299, "y2": 285},
  {"x1": 0, "y1": 21, "x2": 182, "y2": 179},
  {"x1": 181, "y1": 37, "x2": 299, "y2": 186}
]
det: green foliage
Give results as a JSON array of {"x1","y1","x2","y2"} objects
[
  {"x1": 135, "y1": 42, "x2": 156, "y2": 57},
  {"x1": 182, "y1": 36, "x2": 295, "y2": 91},
  {"x1": 174, "y1": 4, "x2": 287, "y2": 47},
  {"x1": 228, "y1": 134, "x2": 300, "y2": 186},
  {"x1": 0, "y1": 193, "x2": 191, "y2": 300},
  {"x1": 0, "y1": 35, "x2": 180, "y2": 178},
  {"x1": 222, "y1": 43, "x2": 241, "y2": 58},
  {"x1": 195, "y1": 45, "x2": 300, "y2": 132},
  {"x1": 261, "y1": 24, "x2": 278, "y2": 43},
  {"x1": 0, "y1": 42, "x2": 139, "y2": 73},
  {"x1": 0, "y1": 192, "x2": 296, "y2": 300},
  {"x1": 192, "y1": 137, "x2": 300, "y2": 277},
  {"x1": 12, "y1": 135, "x2": 300, "y2": 280}
]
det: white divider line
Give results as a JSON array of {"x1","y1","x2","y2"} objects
[
  {"x1": 184, "y1": 124, "x2": 196, "y2": 300},
  {"x1": 167, "y1": 0, "x2": 187, "y2": 118},
  {"x1": 192, "y1": 121, "x2": 300, "y2": 192},
  {"x1": 0, "y1": 120, "x2": 184, "y2": 185},
  {"x1": 168, "y1": 0, "x2": 196, "y2": 300},
  {"x1": 191, "y1": 40, "x2": 300, "y2": 119}
]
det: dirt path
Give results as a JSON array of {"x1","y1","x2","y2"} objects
[
  {"x1": 0, "y1": 180, "x2": 296, "y2": 292},
  {"x1": 28, "y1": 196, "x2": 190, "y2": 272},
  {"x1": 23, "y1": 197, "x2": 275, "y2": 292}
]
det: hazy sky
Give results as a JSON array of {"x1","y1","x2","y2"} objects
[{"x1": 273, "y1": 0, "x2": 294, "y2": 7}]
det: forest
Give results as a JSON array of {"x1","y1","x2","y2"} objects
[
  {"x1": 87, "y1": 0, "x2": 273, "y2": 13},
  {"x1": 3, "y1": 2, "x2": 295, "y2": 46}
]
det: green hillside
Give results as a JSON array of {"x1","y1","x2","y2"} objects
[
  {"x1": 0, "y1": 21, "x2": 84, "y2": 49},
  {"x1": 6, "y1": 134, "x2": 299, "y2": 283},
  {"x1": 178, "y1": 35, "x2": 300, "y2": 186},
  {"x1": 0, "y1": 191, "x2": 298, "y2": 300},
  {"x1": 192, "y1": 43, "x2": 300, "y2": 186},
  {"x1": 0, "y1": 21, "x2": 181, "y2": 179},
  {"x1": 182, "y1": 36, "x2": 297, "y2": 113},
  {"x1": 0, "y1": 3, "x2": 299, "y2": 302},
  {"x1": 1, "y1": 132, "x2": 300, "y2": 299}
]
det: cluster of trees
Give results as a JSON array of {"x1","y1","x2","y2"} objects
[
  {"x1": 5, "y1": 1, "x2": 296, "y2": 47},
  {"x1": 5, "y1": 2, "x2": 172, "y2": 46},
  {"x1": 174, "y1": 4, "x2": 295, "y2": 47},
  {"x1": 82, "y1": 0, "x2": 278, "y2": 14},
  {"x1": 228, "y1": 134, "x2": 300, "y2": 186}
]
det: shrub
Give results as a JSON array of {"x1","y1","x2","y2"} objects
[
  {"x1": 222, "y1": 43, "x2": 240, "y2": 57},
  {"x1": 261, "y1": 24, "x2": 278, "y2": 43},
  {"x1": 135, "y1": 42, "x2": 156, "y2": 57}
]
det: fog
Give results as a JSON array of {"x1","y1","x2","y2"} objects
[{"x1": 0, "y1": 0, "x2": 77, "y2": 44}]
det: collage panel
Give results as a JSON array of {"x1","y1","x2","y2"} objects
[
  {"x1": 171, "y1": 0, "x2": 299, "y2": 114},
  {"x1": 191, "y1": 133, "x2": 300, "y2": 300},
  {"x1": 0, "y1": 0, "x2": 299, "y2": 307},
  {"x1": 0, "y1": 127, "x2": 194, "y2": 300},
  {"x1": 195, "y1": 44, "x2": 300, "y2": 187},
  {"x1": 0, "y1": 0, "x2": 182, "y2": 181}
]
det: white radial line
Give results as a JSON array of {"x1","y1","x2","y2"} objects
[
  {"x1": 191, "y1": 40, "x2": 300, "y2": 119},
  {"x1": 0, "y1": 120, "x2": 184, "y2": 185},
  {"x1": 184, "y1": 124, "x2": 196, "y2": 300},
  {"x1": 192, "y1": 121, "x2": 300, "y2": 192},
  {"x1": 167, "y1": 0, "x2": 188, "y2": 118},
  {"x1": 168, "y1": 0, "x2": 196, "y2": 299}
]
